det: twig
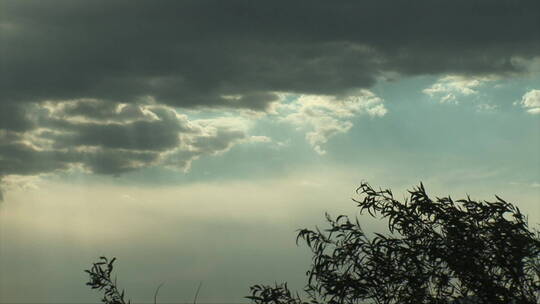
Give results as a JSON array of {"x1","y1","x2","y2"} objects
[
  {"x1": 193, "y1": 281, "x2": 203, "y2": 304},
  {"x1": 154, "y1": 283, "x2": 164, "y2": 304}
]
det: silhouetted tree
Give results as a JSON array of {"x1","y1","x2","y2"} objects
[{"x1": 247, "y1": 182, "x2": 540, "y2": 304}]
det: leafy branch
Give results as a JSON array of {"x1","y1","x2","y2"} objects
[{"x1": 85, "y1": 256, "x2": 130, "y2": 304}]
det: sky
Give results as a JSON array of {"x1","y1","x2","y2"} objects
[{"x1": 1, "y1": 1, "x2": 540, "y2": 303}]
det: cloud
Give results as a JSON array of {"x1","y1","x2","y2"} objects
[
  {"x1": 43, "y1": 99, "x2": 153, "y2": 122},
  {"x1": 0, "y1": 138, "x2": 74, "y2": 176},
  {"x1": 2, "y1": 1, "x2": 539, "y2": 111},
  {"x1": 0, "y1": 100, "x2": 264, "y2": 182},
  {"x1": 279, "y1": 90, "x2": 386, "y2": 154},
  {"x1": 0, "y1": 175, "x2": 43, "y2": 202},
  {"x1": 43, "y1": 107, "x2": 190, "y2": 151},
  {"x1": 1, "y1": 0, "x2": 540, "y2": 195},
  {"x1": 423, "y1": 75, "x2": 498, "y2": 103},
  {"x1": 164, "y1": 116, "x2": 266, "y2": 171},
  {"x1": 519, "y1": 89, "x2": 540, "y2": 114},
  {"x1": 475, "y1": 103, "x2": 498, "y2": 112},
  {"x1": 0, "y1": 102, "x2": 36, "y2": 131}
]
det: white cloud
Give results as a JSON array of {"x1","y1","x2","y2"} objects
[
  {"x1": 277, "y1": 90, "x2": 387, "y2": 154},
  {"x1": 519, "y1": 89, "x2": 540, "y2": 114},
  {"x1": 248, "y1": 135, "x2": 272, "y2": 143},
  {"x1": 475, "y1": 103, "x2": 498, "y2": 113},
  {"x1": 423, "y1": 75, "x2": 497, "y2": 104}
]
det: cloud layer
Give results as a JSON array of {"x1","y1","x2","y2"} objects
[
  {"x1": 2, "y1": 0, "x2": 540, "y2": 110},
  {"x1": 0, "y1": 100, "x2": 263, "y2": 180},
  {"x1": 2, "y1": 0, "x2": 540, "y2": 194}
]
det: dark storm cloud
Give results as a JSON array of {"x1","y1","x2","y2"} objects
[
  {"x1": 0, "y1": 139, "x2": 73, "y2": 176},
  {"x1": 2, "y1": 0, "x2": 539, "y2": 110},
  {"x1": 0, "y1": 135, "x2": 160, "y2": 176},
  {"x1": 0, "y1": 103, "x2": 35, "y2": 131},
  {"x1": 48, "y1": 120, "x2": 182, "y2": 151},
  {"x1": 44, "y1": 105, "x2": 189, "y2": 151},
  {"x1": 57, "y1": 99, "x2": 125, "y2": 120},
  {"x1": 80, "y1": 149, "x2": 160, "y2": 175}
]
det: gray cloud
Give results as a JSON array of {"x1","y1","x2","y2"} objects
[
  {"x1": 2, "y1": 0, "x2": 539, "y2": 110},
  {"x1": 79, "y1": 149, "x2": 160, "y2": 175},
  {"x1": 48, "y1": 117, "x2": 185, "y2": 151},
  {"x1": 0, "y1": 102, "x2": 35, "y2": 131},
  {"x1": 54, "y1": 99, "x2": 141, "y2": 121},
  {"x1": 0, "y1": 132, "x2": 161, "y2": 178},
  {"x1": 191, "y1": 129, "x2": 246, "y2": 153},
  {"x1": 163, "y1": 120, "x2": 255, "y2": 171},
  {"x1": 0, "y1": 101, "x2": 260, "y2": 184},
  {"x1": 0, "y1": 140, "x2": 73, "y2": 176}
]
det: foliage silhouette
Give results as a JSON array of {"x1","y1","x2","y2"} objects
[
  {"x1": 85, "y1": 257, "x2": 199, "y2": 304},
  {"x1": 85, "y1": 257, "x2": 131, "y2": 304},
  {"x1": 247, "y1": 182, "x2": 539, "y2": 304},
  {"x1": 85, "y1": 182, "x2": 539, "y2": 304}
]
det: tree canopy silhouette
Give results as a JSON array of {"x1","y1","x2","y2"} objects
[{"x1": 247, "y1": 182, "x2": 539, "y2": 304}]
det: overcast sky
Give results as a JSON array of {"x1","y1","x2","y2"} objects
[{"x1": 1, "y1": 1, "x2": 539, "y2": 303}]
